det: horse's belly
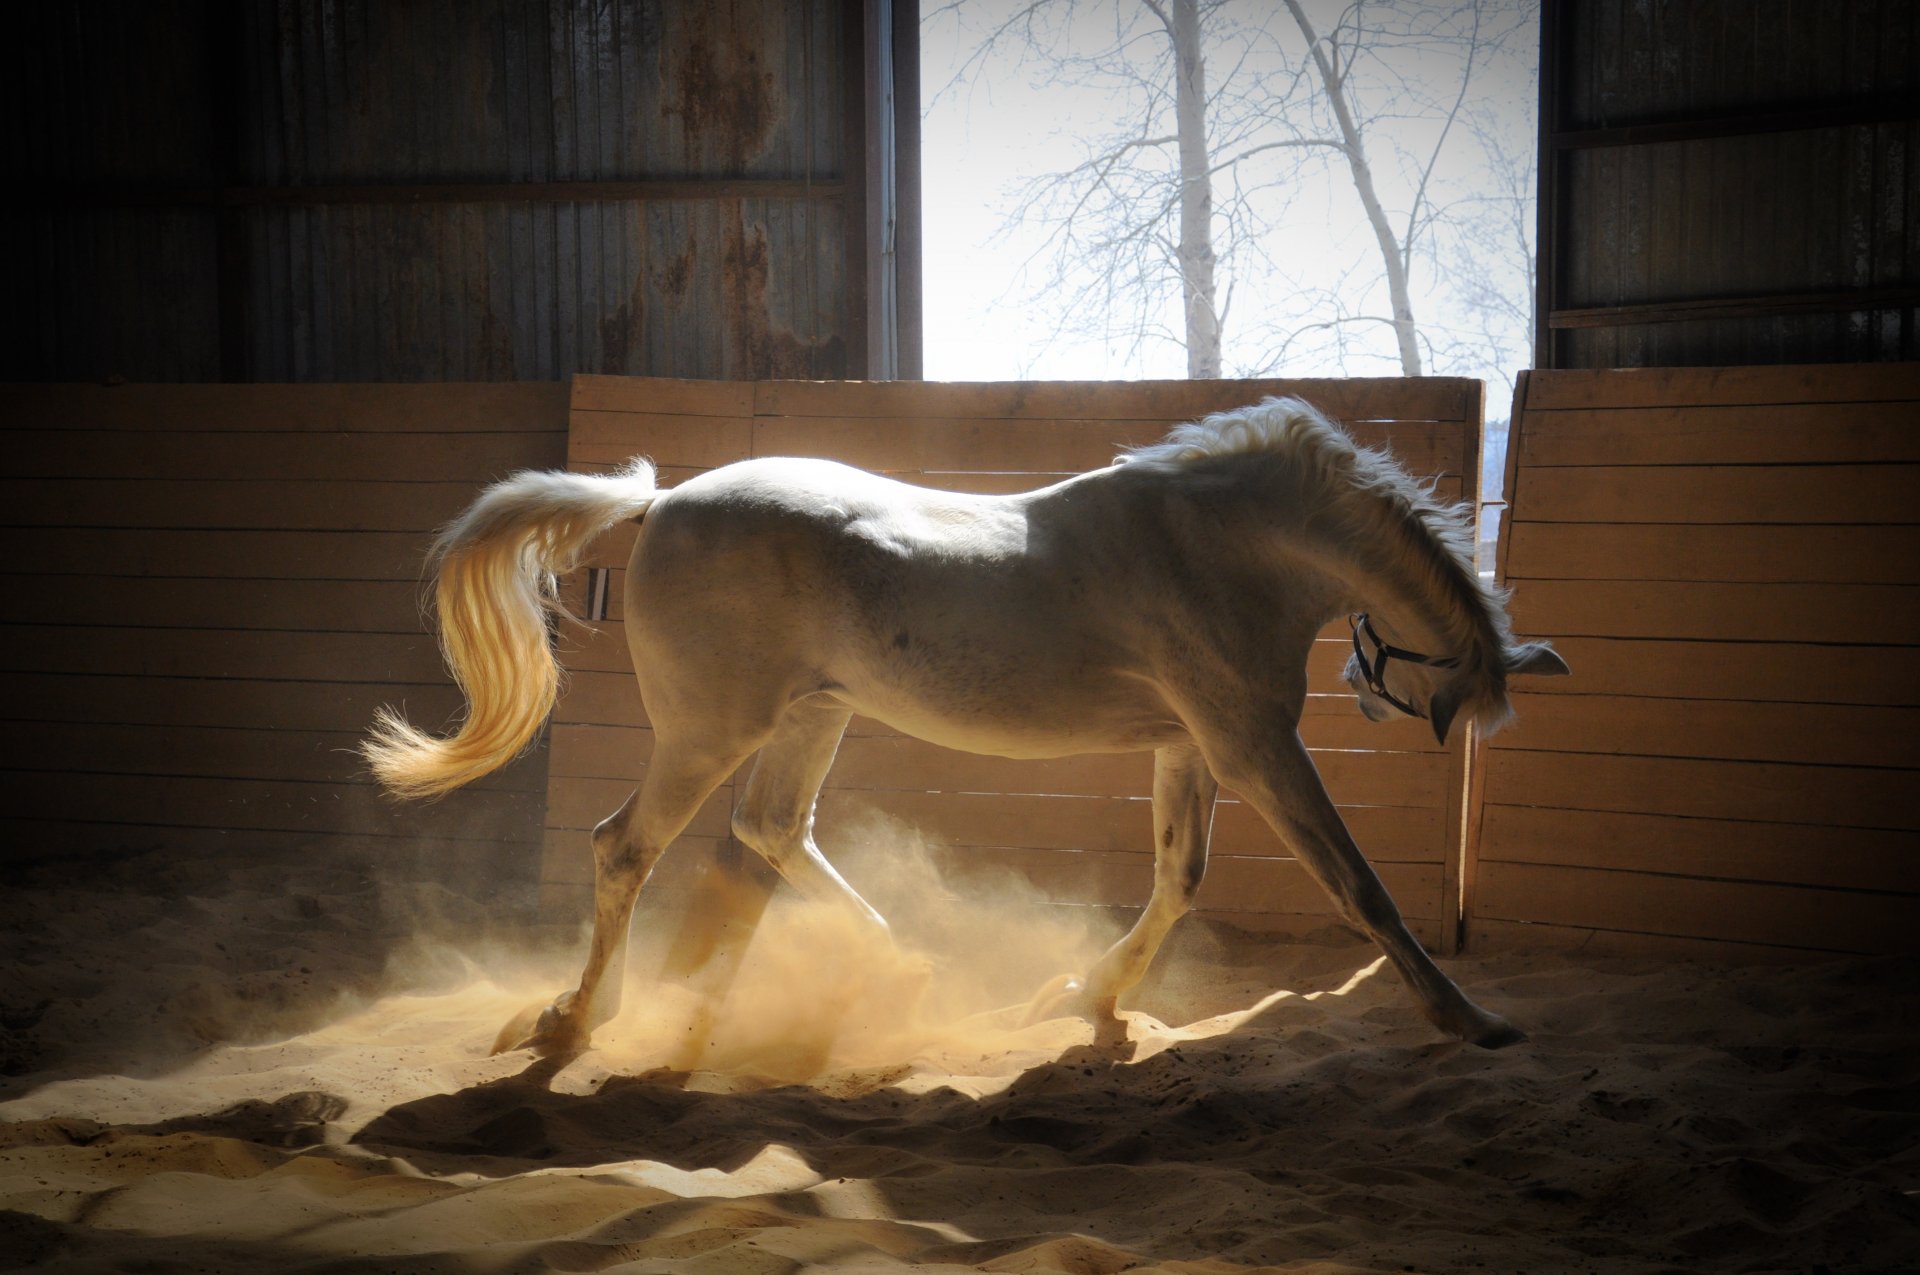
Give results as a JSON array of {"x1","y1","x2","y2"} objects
[{"x1": 828, "y1": 680, "x2": 1189, "y2": 760}]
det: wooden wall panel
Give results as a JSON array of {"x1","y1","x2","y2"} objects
[
  {"x1": 0, "y1": 382, "x2": 569, "y2": 893},
  {"x1": 543, "y1": 375, "x2": 1483, "y2": 948},
  {"x1": 1473, "y1": 364, "x2": 1920, "y2": 957}
]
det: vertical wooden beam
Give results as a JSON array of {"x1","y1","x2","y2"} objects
[
  {"x1": 1534, "y1": 0, "x2": 1563, "y2": 370},
  {"x1": 891, "y1": 0, "x2": 924, "y2": 379},
  {"x1": 1438, "y1": 379, "x2": 1487, "y2": 955},
  {"x1": 841, "y1": 0, "x2": 871, "y2": 378},
  {"x1": 207, "y1": 0, "x2": 250, "y2": 382}
]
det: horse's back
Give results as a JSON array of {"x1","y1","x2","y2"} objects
[{"x1": 619, "y1": 457, "x2": 1186, "y2": 755}]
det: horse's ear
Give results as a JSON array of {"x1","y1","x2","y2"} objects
[
  {"x1": 1428, "y1": 680, "x2": 1467, "y2": 745},
  {"x1": 1509, "y1": 642, "x2": 1570, "y2": 678}
]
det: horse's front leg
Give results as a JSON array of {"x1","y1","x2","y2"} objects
[
  {"x1": 1026, "y1": 743, "x2": 1217, "y2": 1028},
  {"x1": 1209, "y1": 726, "x2": 1521, "y2": 1048}
]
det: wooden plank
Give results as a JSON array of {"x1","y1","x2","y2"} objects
[
  {"x1": 1496, "y1": 637, "x2": 1920, "y2": 704},
  {"x1": 7, "y1": 772, "x2": 539, "y2": 840},
  {"x1": 1479, "y1": 804, "x2": 1920, "y2": 894},
  {"x1": 567, "y1": 411, "x2": 755, "y2": 467},
  {"x1": 0, "y1": 721, "x2": 543, "y2": 792},
  {"x1": 1512, "y1": 462, "x2": 1919, "y2": 524},
  {"x1": 0, "y1": 528, "x2": 434, "y2": 582},
  {"x1": 0, "y1": 382, "x2": 570, "y2": 433},
  {"x1": 1516, "y1": 401, "x2": 1920, "y2": 467},
  {"x1": 1505, "y1": 578, "x2": 1920, "y2": 644},
  {"x1": 1483, "y1": 750, "x2": 1920, "y2": 829},
  {"x1": 1493, "y1": 694, "x2": 1920, "y2": 768},
  {"x1": 2, "y1": 478, "x2": 485, "y2": 531},
  {"x1": 1506, "y1": 522, "x2": 1920, "y2": 584},
  {"x1": 752, "y1": 377, "x2": 1476, "y2": 423},
  {"x1": 3, "y1": 429, "x2": 565, "y2": 483},
  {"x1": 1521, "y1": 364, "x2": 1920, "y2": 410},
  {"x1": 3, "y1": 626, "x2": 449, "y2": 683},
  {"x1": 1468, "y1": 916, "x2": 1852, "y2": 961},
  {"x1": 0, "y1": 821, "x2": 543, "y2": 870},
  {"x1": 0, "y1": 576, "x2": 428, "y2": 633},
  {"x1": 570, "y1": 374, "x2": 757, "y2": 416},
  {"x1": 5, "y1": 671, "x2": 465, "y2": 734},
  {"x1": 1474, "y1": 860, "x2": 1917, "y2": 953}
]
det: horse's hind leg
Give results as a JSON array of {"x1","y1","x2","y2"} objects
[
  {"x1": 729, "y1": 697, "x2": 888, "y2": 934},
  {"x1": 1212, "y1": 727, "x2": 1521, "y2": 1049},
  {"x1": 492, "y1": 740, "x2": 747, "y2": 1056},
  {"x1": 1036, "y1": 743, "x2": 1218, "y2": 1027}
]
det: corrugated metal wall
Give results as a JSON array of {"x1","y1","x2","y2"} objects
[
  {"x1": 4, "y1": 0, "x2": 868, "y2": 383},
  {"x1": 1540, "y1": 0, "x2": 1919, "y2": 368}
]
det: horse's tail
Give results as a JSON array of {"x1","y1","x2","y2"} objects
[{"x1": 362, "y1": 460, "x2": 659, "y2": 799}]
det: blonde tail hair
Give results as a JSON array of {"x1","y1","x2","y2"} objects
[{"x1": 363, "y1": 460, "x2": 658, "y2": 799}]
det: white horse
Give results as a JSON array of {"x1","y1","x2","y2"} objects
[{"x1": 365, "y1": 397, "x2": 1568, "y2": 1056}]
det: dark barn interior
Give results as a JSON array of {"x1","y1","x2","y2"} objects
[{"x1": 1, "y1": 3, "x2": 1916, "y2": 1271}]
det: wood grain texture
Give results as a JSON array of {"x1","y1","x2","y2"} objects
[
  {"x1": 1476, "y1": 366, "x2": 1920, "y2": 956},
  {"x1": 6, "y1": 382, "x2": 568, "y2": 868}
]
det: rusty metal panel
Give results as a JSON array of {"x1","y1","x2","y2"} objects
[{"x1": 4, "y1": 0, "x2": 859, "y2": 382}]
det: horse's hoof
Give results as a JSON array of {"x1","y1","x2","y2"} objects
[
  {"x1": 490, "y1": 999, "x2": 589, "y2": 1057},
  {"x1": 1466, "y1": 1014, "x2": 1526, "y2": 1050}
]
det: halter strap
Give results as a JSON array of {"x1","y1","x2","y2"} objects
[{"x1": 1348, "y1": 612, "x2": 1459, "y2": 721}]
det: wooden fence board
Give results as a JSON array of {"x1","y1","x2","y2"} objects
[
  {"x1": 1515, "y1": 401, "x2": 1920, "y2": 467},
  {"x1": 1519, "y1": 363, "x2": 1920, "y2": 410},
  {"x1": 1513, "y1": 463, "x2": 1918, "y2": 525},
  {"x1": 1478, "y1": 805, "x2": 1920, "y2": 894},
  {"x1": 0, "y1": 528, "x2": 432, "y2": 582},
  {"x1": 4, "y1": 626, "x2": 448, "y2": 683},
  {"x1": 1475, "y1": 860, "x2": 1916, "y2": 954},
  {"x1": 0, "y1": 576, "x2": 429, "y2": 633},
  {"x1": 3, "y1": 478, "x2": 486, "y2": 531},
  {"x1": 1493, "y1": 695, "x2": 1920, "y2": 768},
  {"x1": 4, "y1": 429, "x2": 564, "y2": 483},
  {"x1": 0, "y1": 382, "x2": 570, "y2": 433},
  {"x1": 1491, "y1": 637, "x2": 1920, "y2": 705},
  {"x1": 570, "y1": 375, "x2": 756, "y2": 416},
  {"x1": 8, "y1": 772, "x2": 537, "y2": 841},
  {"x1": 6, "y1": 672, "x2": 465, "y2": 735},
  {"x1": 1505, "y1": 523, "x2": 1920, "y2": 585},
  {"x1": 1505, "y1": 579, "x2": 1920, "y2": 644},
  {"x1": 1484, "y1": 750, "x2": 1917, "y2": 829},
  {"x1": 0, "y1": 721, "x2": 542, "y2": 792}
]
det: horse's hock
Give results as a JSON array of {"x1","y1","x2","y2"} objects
[{"x1": 540, "y1": 375, "x2": 1489, "y2": 954}]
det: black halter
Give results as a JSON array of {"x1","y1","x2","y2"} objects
[{"x1": 1348, "y1": 612, "x2": 1459, "y2": 720}]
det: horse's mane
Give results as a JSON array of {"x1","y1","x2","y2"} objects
[{"x1": 1121, "y1": 396, "x2": 1527, "y2": 734}]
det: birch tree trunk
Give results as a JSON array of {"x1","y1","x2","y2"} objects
[
  {"x1": 1165, "y1": 0, "x2": 1221, "y2": 378},
  {"x1": 1284, "y1": 0, "x2": 1423, "y2": 376}
]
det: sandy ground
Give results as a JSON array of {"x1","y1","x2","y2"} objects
[{"x1": 1, "y1": 836, "x2": 1916, "y2": 1275}]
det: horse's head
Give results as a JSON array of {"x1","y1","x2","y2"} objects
[{"x1": 1344, "y1": 612, "x2": 1570, "y2": 743}]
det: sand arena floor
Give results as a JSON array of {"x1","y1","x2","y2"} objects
[{"x1": 1, "y1": 839, "x2": 1915, "y2": 1274}]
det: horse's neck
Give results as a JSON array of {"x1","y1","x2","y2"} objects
[{"x1": 1303, "y1": 491, "x2": 1485, "y2": 660}]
